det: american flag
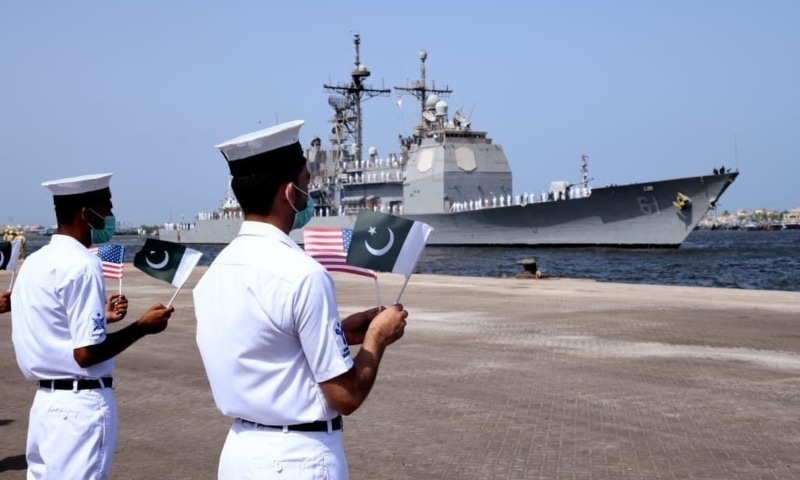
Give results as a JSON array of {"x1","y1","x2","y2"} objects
[
  {"x1": 88, "y1": 244, "x2": 125, "y2": 280},
  {"x1": 303, "y1": 228, "x2": 377, "y2": 279}
]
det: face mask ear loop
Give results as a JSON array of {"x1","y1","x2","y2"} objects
[
  {"x1": 82, "y1": 208, "x2": 95, "y2": 229},
  {"x1": 86, "y1": 207, "x2": 105, "y2": 223},
  {"x1": 286, "y1": 185, "x2": 300, "y2": 214}
]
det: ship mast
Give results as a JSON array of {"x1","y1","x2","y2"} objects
[
  {"x1": 394, "y1": 49, "x2": 452, "y2": 131},
  {"x1": 580, "y1": 155, "x2": 590, "y2": 190},
  {"x1": 323, "y1": 34, "x2": 390, "y2": 163}
]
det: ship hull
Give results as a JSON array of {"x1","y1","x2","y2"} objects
[{"x1": 159, "y1": 172, "x2": 737, "y2": 247}]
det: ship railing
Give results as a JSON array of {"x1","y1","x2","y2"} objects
[
  {"x1": 338, "y1": 170, "x2": 405, "y2": 184},
  {"x1": 341, "y1": 164, "x2": 405, "y2": 173},
  {"x1": 313, "y1": 206, "x2": 335, "y2": 218},
  {"x1": 341, "y1": 157, "x2": 403, "y2": 171},
  {"x1": 161, "y1": 222, "x2": 196, "y2": 231},
  {"x1": 194, "y1": 210, "x2": 244, "y2": 221},
  {"x1": 447, "y1": 189, "x2": 592, "y2": 212},
  {"x1": 343, "y1": 204, "x2": 404, "y2": 216}
]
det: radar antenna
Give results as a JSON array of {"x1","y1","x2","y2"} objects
[
  {"x1": 323, "y1": 34, "x2": 390, "y2": 163},
  {"x1": 579, "y1": 155, "x2": 592, "y2": 190},
  {"x1": 394, "y1": 48, "x2": 453, "y2": 130}
]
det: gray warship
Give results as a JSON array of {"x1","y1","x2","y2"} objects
[{"x1": 159, "y1": 34, "x2": 738, "y2": 247}]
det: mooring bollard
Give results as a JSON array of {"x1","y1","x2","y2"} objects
[
  {"x1": 515, "y1": 258, "x2": 547, "y2": 279},
  {"x1": 516, "y1": 258, "x2": 537, "y2": 274}
]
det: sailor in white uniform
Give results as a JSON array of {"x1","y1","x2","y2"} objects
[
  {"x1": 11, "y1": 173, "x2": 175, "y2": 480},
  {"x1": 194, "y1": 120, "x2": 408, "y2": 480}
]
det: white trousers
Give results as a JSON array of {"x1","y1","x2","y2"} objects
[
  {"x1": 26, "y1": 387, "x2": 117, "y2": 480},
  {"x1": 218, "y1": 419, "x2": 348, "y2": 480}
]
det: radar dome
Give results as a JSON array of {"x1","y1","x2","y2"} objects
[
  {"x1": 368, "y1": 146, "x2": 378, "y2": 156},
  {"x1": 424, "y1": 94, "x2": 439, "y2": 109},
  {"x1": 435, "y1": 100, "x2": 448, "y2": 116},
  {"x1": 328, "y1": 94, "x2": 347, "y2": 109}
]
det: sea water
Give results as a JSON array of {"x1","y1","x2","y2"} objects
[{"x1": 20, "y1": 230, "x2": 800, "y2": 292}]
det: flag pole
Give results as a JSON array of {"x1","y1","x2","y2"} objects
[
  {"x1": 373, "y1": 277, "x2": 381, "y2": 307},
  {"x1": 118, "y1": 277, "x2": 122, "y2": 295},
  {"x1": 394, "y1": 273, "x2": 412, "y2": 304},
  {"x1": 7, "y1": 241, "x2": 20, "y2": 290},
  {"x1": 394, "y1": 241, "x2": 427, "y2": 304},
  {"x1": 166, "y1": 285, "x2": 183, "y2": 308}
]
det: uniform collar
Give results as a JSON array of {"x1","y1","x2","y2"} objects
[
  {"x1": 237, "y1": 221, "x2": 303, "y2": 252},
  {"x1": 50, "y1": 233, "x2": 91, "y2": 252}
]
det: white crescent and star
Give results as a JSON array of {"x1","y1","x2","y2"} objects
[
  {"x1": 365, "y1": 227, "x2": 394, "y2": 256},
  {"x1": 145, "y1": 251, "x2": 170, "y2": 269}
]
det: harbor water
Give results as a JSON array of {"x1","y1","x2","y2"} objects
[{"x1": 20, "y1": 229, "x2": 800, "y2": 292}]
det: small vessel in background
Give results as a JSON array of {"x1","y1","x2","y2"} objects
[
  {"x1": 782, "y1": 208, "x2": 800, "y2": 230},
  {"x1": 159, "y1": 34, "x2": 738, "y2": 247}
]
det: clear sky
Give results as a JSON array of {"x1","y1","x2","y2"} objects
[{"x1": 2, "y1": 0, "x2": 798, "y2": 227}]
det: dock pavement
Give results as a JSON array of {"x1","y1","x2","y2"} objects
[{"x1": 1, "y1": 266, "x2": 800, "y2": 480}]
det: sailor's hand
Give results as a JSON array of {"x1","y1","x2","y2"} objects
[
  {"x1": 0, "y1": 291, "x2": 10, "y2": 314},
  {"x1": 136, "y1": 304, "x2": 174, "y2": 335},
  {"x1": 105, "y1": 293, "x2": 128, "y2": 323},
  {"x1": 341, "y1": 306, "x2": 384, "y2": 345},
  {"x1": 366, "y1": 304, "x2": 407, "y2": 347}
]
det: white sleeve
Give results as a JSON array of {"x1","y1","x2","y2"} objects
[
  {"x1": 293, "y1": 268, "x2": 354, "y2": 383},
  {"x1": 66, "y1": 263, "x2": 107, "y2": 349}
]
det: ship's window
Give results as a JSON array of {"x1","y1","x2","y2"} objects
[
  {"x1": 417, "y1": 149, "x2": 435, "y2": 173},
  {"x1": 455, "y1": 147, "x2": 477, "y2": 172}
]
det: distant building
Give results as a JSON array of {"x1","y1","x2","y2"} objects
[{"x1": 782, "y1": 207, "x2": 800, "y2": 229}]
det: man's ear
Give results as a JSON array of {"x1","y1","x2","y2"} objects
[
  {"x1": 275, "y1": 182, "x2": 292, "y2": 210},
  {"x1": 283, "y1": 182, "x2": 297, "y2": 203}
]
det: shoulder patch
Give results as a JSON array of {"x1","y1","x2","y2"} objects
[
  {"x1": 90, "y1": 309, "x2": 106, "y2": 339},
  {"x1": 333, "y1": 321, "x2": 351, "y2": 358}
]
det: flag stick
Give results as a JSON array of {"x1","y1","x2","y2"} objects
[
  {"x1": 373, "y1": 277, "x2": 381, "y2": 307},
  {"x1": 118, "y1": 277, "x2": 122, "y2": 295},
  {"x1": 167, "y1": 285, "x2": 183, "y2": 308},
  {"x1": 395, "y1": 273, "x2": 412, "y2": 304},
  {"x1": 8, "y1": 270, "x2": 15, "y2": 291}
]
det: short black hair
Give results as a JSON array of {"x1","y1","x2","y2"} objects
[
  {"x1": 231, "y1": 158, "x2": 306, "y2": 215},
  {"x1": 52, "y1": 188, "x2": 111, "y2": 224}
]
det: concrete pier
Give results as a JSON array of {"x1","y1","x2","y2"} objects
[{"x1": 2, "y1": 266, "x2": 800, "y2": 479}]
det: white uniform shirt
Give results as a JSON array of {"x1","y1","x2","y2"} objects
[
  {"x1": 11, "y1": 234, "x2": 112, "y2": 380},
  {"x1": 194, "y1": 221, "x2": 354, "y2": 425}
]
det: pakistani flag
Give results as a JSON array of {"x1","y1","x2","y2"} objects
[
  {"x1": 346, "y1": 211, "x2": 433, "y2": 276},
  {"x1": 0, "y1": 240, "x2": 22, "y2": 271},
  {"x1": 133, "y1": 238, "x2": 203, "y2": 288}
]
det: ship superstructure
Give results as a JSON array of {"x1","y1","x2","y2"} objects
[{"x1": 159, "y1": 35, "x2": 738, "y2": 247}]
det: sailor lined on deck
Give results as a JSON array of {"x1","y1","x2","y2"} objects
[
  {"x1": 10, "y1": 173, "x2": 175, "y2": 480},
  {"x1": 194, "y1": 120, "x2": 408, "y2": 479}
]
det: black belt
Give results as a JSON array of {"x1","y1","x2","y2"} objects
[
  {"x1": 237, "y1": 415, "x2": 343, "y2": 432},
  {"x1": 38, "y1": 377, "x2": 113, "y2": 390}
]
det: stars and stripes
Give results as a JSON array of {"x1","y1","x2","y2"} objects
[
  {"x1": 88, "y1": 244, "x2": 125, "y2": 279},
  {"x1": 303, "y1": 228, "x2": 377, "y2": 279}
]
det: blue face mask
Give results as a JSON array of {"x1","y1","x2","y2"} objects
[
  {"x1": 88, "y1": 209, "x2": 116, "y2": 244},
  {"x1": 290, "y1": 187, "x2": 315, "y2": 231}
]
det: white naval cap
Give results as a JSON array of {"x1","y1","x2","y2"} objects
[
  {"x1": 215, "y1": 120, "x2": 306, "y2": 176},
  {"x1": 41, "y1": 173, "x2": 113, "y2": 197}
]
